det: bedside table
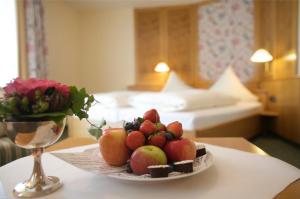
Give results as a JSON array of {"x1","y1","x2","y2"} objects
[
  {"x1": 260, "y1": 111, "x2": 279, "y2": 117},
  {"x1": 260, "y1": 111, "x2": 279, "y2": 135}
]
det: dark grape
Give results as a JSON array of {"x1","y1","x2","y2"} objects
[
  {"x1": 126, "y1": 161, "x2": 133, "y2": 173},
  {"x1": 124, "y1": 122, "x2": 134, "y2": 131},
  {"x1": 132, "y1": 121, "x2": 140, "y2": 130},
  {"x1": 132, "y1": 117, "x2": 143, "y2": 130},
  {"x1": 165, "y1": 132, "x2": 175, "y2": 141}
]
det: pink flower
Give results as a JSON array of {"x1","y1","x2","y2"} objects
[{"x1": 4, "y1": 78, "x2": 70, "y2": 98}]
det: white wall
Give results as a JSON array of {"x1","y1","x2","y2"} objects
[
  {"x1": 79, "y1": 8, "x2": 135, "y2": 92},
  {"x1": 43, "y1": 1, "x2": 135, "y2": 92},
  {"x1": 0, "y1": 0, "x2": 18, "y2": 87},
  {"x1": 43, "y1": 0, "x2": 81, "y2": 87}
]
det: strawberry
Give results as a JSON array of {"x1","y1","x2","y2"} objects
[
  {"x1": 126, "y1": 131, "x2": 145, "y2": 150},
  {"x1": 148, "y1": 132, "x2": 167, "y2": 148},
  {"x1": 143, "y1": 109, "x2": 160, "y2": 123},
  {"x1": 139, "y1": 120, "x2": 157, "y2": 137},
  {"x1": 167, "y1": 121, "x2": 183, "y2": 138},
  {"x1": 156, "y1": 122, "x2": 166, "y2": 131}
]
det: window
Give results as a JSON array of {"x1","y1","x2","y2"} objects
[{"x1": 0, "y1": 0, "x2": 18, "y2": 87}]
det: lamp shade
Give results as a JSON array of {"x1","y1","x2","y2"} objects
[
  {"x1": 250, "y1": 49, "x2": 273, "y2": 63},
  {"x1": 154, "y1": 62, "x2": 170, "y2": 73}
]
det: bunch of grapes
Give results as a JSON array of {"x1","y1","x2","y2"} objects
[{"x1": 124, "y1": 117, "x2": 144, "y2": 132}]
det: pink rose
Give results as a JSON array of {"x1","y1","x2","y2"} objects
[{"x1": 3, "y1": 78, "x2": 70, "y2": 98}]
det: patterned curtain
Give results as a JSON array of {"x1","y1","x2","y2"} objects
[{"x1": 24, "y1": 0, "x2": 48, "y2": 79}]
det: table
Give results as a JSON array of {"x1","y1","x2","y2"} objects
[{"x1": 47, "y1": 136, "x2": 300, "y2": 199}]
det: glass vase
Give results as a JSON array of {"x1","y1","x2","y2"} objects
[{"x1": 4, "y1": 118, "x2": 66, "y2": 198}]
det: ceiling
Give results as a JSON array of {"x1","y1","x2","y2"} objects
[{"x1": 64, "y1": 0, "x2": 205, "y2": 10}]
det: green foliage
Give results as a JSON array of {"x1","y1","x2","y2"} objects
[
  {"x1": 88, "y1": 120, "x2": 106, "y2": 140},
  {"x1": 69, "y1": 86, "x2": 94, "y2": 120},
  {"x1": 18, "y1": 112, "x2": 67, "y2": 123}
]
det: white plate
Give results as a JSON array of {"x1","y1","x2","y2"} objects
[
  {"x1": 52, "y1": 143, "x2": 213, "y2": 183},
  {"x1": 84, "y1": 143, "x2": 214, "y2": 183},
  {"x1": 107, "y1": 151, "x2": 214, "y2": 182}
]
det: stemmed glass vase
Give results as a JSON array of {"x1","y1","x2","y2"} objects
[{"x1": 4, "y1": 118, "x2": 66, "y2": 198}]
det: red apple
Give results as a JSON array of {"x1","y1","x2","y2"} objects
[
  {"x1": 99, "y1": 128, "x2": 130, "y2": 166},
  {"x1": 126, "y1": 131, "x2": 145, "y2": 150},
  {"x1": 167, "y1": 121, "x2": 183, "y2": 138},
  {"x1": 130, "y1": 145, "x2": 167, "y2": 175},
  {"x1": 143, "y1": 109, "x2": 160, "y2": 123},
  {"x1": 164, "y1": 138, "x2": 196, "y2": 162},
  {"x1": 139, "y1": 120, "x2": 156, "y2": 137}
]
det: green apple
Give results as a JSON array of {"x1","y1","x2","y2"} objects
[{"x1": 130, "y1": 145, "x2": 167, "y2": 175}]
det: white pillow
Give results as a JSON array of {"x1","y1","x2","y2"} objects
[
  {"x1": 161, "y1": 71, "x2": 192, "y2": 92},
  {"x1": 129, "y1": 89, "x2": 238, "y2": 112},
  {"x1": 209, "y1": 66, "x2": 258, "y2": 101}
]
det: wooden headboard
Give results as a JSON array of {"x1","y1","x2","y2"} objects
[{"x1": 132, "y1": 0, "x2": 264, "y2": 92}]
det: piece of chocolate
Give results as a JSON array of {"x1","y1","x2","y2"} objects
[
  {"x1": 173, "y1": 160, "x2": 194, "y2": 173},
  {"x1": 196, "y1": 144, "x2": 206, "y2": 157},
  {"x1": 148, "y1": 165, "x2": 171, "y2": 178}
]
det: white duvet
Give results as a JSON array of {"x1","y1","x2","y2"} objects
[
  {"x1": 128, "y1": 89, "x2": 238, "y2": 112},
  {"x1": 93, "y1": 91, "x2": 139, "y2": 108}
]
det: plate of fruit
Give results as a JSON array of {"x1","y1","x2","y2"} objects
[{"x1": 95, "y1": 109, "x2": 214, "y2": 182}]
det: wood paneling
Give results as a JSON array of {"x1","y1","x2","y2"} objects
[
  {"x1": 135, "y1": 9, "x2": 161, "y2": 85},
  {"x1": 262, "y1": 78, "x2": 300, "y2": 144},
  {"x1": 134, "y1": 4, "x2": 199, "y2": 88},
  {"x1": 254, "y1": 0, "x2": 298, "y2": 80},
  {"x1": 256, "y1": 0, "x2": 300, "y2": 144},
  {"x1": 166, "y1": 6, "x2": 197, "y2": 85}
]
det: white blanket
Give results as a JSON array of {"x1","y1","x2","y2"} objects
[
  {"x1": 129, "y1": 89, "x2": 238, "y2": 112},
  {"x1": 93, "y1": 91, "x2": 139, "y2": 108}
]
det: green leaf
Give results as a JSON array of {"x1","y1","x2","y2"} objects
[
  {"x1": 69, "y1": 86, "x2": 95, "y2": 120},
  {"x1": 87, "y1": 119, "x2": 106, "y2": 140},
  {"x1": 19, "y1": 112, "x2": 66, "y2": 118},
  {"x1": 88, "y1": 128, "x2": 103, "y2": 140}
]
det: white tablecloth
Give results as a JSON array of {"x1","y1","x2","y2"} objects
[{"x1": 0, "y1": 143, "x2": 299, "y2": 199}]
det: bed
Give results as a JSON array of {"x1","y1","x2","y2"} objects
[
  {"x1": 86, "y1": 101, "x2": 261, "y2": 138},
  {"x1": 68, "y1": 67, "x2": 263, "y2": 139}
]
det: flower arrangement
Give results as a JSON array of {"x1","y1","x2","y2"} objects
[{"x1": 0, "y1": 78, "x2": 95, "y2": 122}]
